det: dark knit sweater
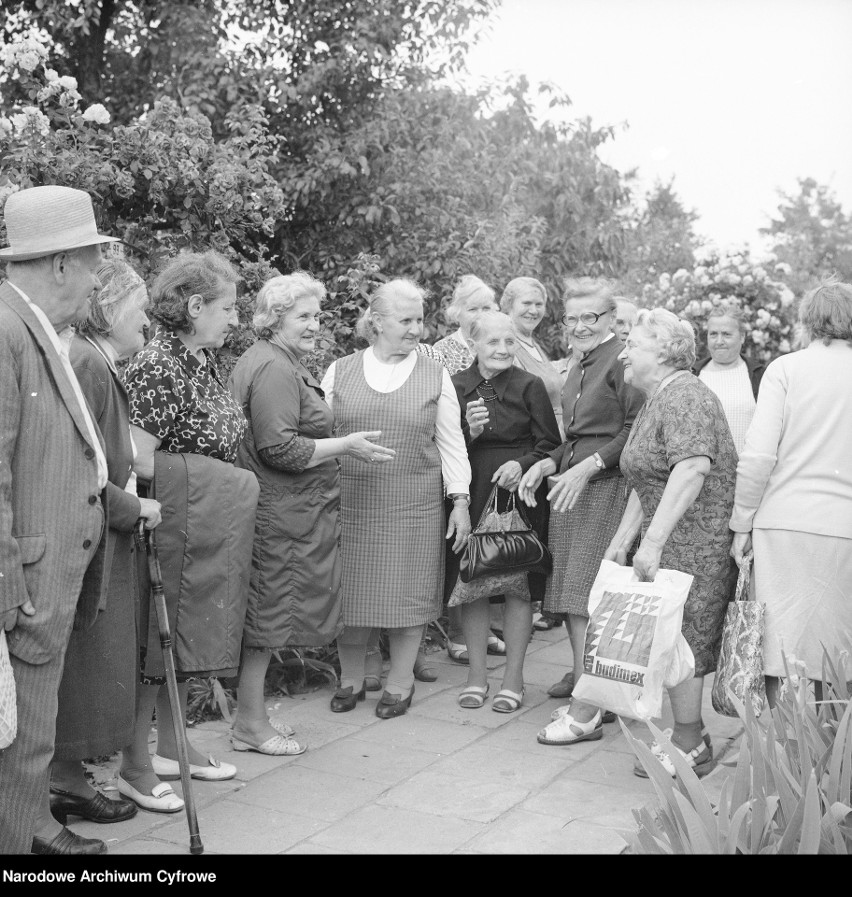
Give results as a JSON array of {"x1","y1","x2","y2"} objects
[{"x1": 550, "y1": 335, "x2": 645, "y2": 477}]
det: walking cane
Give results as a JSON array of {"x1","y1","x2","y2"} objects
[{"x1": 135, "y1": 520, "x2": 204, "y2": 855}]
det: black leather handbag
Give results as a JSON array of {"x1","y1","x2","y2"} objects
[{"x1": 459, "y1": 485, "x2": 553, "y2": 583}]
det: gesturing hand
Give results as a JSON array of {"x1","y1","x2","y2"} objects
[
  {"x1": 518, "y1": 463, "x2": 544, "y2": 507},
  {"x1": 546, "y1": 463, "x2": 593, "y2": 513},
  {"x1": 346, "y1": 431, "x2": 396, "y2": 464}
]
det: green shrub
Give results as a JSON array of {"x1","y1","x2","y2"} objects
[{"x1": 626, "y1": 650, "x2": 852, "y2": 854}]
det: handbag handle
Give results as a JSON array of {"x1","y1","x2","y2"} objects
[
  {"x1": 470, "y1": 485, "x2": 529, "y2": 533},
  {"x1": 734, "y1": 551, "x2": 753, "y2": 602}
]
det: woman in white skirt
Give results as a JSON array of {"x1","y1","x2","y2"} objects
[{"x1": 731, "y1": 277, "x2": 852, "y2": 706}]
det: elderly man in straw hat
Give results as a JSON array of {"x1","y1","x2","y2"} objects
[{"x1": 0, "y1": 185, "x2": 120, "y2": 855}]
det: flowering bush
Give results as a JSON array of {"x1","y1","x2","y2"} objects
[
  {"x1": 0, "y1": 32, "x2": 285, "y2": 368},
  {"x1": 639, "y1": 247, "x2": 797, "y2": 362}
]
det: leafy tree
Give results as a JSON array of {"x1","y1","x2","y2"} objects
[
  {"x1": 618, "y1": 178, "x2": 700, "y2": 298},
  {"x1": 760, "y1": 177, "x2": 852, "y2": 297}
]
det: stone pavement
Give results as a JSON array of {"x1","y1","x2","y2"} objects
[{"x1": 74, "y1": 625, "x2": 743, "y2": 855}]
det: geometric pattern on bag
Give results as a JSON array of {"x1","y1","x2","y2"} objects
[
  {"x1": 711, "y1": 553, "x2": 766, "y2": 718},
  {"x1": 588, "y1": 590, "x2": 661, "y2": 668}
]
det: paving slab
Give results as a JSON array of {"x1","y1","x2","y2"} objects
[
  {"x1": 376, "y1": 768, "x2": 530, "y2": 823},
  {"x1": 463, "y1": 807, "x2": 626, "y2": 854},
  {"x1": 62, "y1": 624, "x2": 743, "y2": 855},
  {"x1": 305, "y1": 803, "x2": 486, "y2": 854},
  {"x1": 229, "y1": 764, "x2": 389, "y2": 823},
  {"x1": 152, "y1": 799, "x2": 328, "y2": 853}
]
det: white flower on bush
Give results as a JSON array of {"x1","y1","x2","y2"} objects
[
  {"x1": 659, "y1": 272, "x2": 671, "y2": 289},
  {"x1": 82, "y1": 103, "x2": 110, "y2": 125},
  {"x1": 672, "y1": 268, "x2": 689, "y2": 284},
  {"x1": 18, "y1": 51, "x2": 40, "y2": 72},
  {"x1": 0, "y1": 117, "x2": 13, "y2": 138},
  {"x1": 778, "y1": 339, "x2": 791, "y2": 354},
  {"x1": 700, "y1": 299, "x2": 713, "y2": 313},
  {"x1": 750, "y1": 329, "x2": 768, "y2": 346},
  {"x1": 756, "y1": 308, "x2": 771, "y2": 323},
  {"x1": 10, "y1": 106, "x2": 50, "y2": 137},
  {"x1": 778, "y1": 285, "x2": 795, "y2": 307},
  {"x1": 752, "y1": 266, "x2": 767, "y2": 281},
  {"x1": 58, "y1": 75, "x2": 78, "y2": 91},
  {"x1": 686, "y1": 299, "x2": 702, "y2": 316},
  {"x1": 774, "y1": 262, "x2": 792, "y2": 276},
  {"x1": 44, "y1": 68, "x2": 59, "y2": 82},
  {"x1": 741, "y1": 274, "x2": 754, "y2": 286}
]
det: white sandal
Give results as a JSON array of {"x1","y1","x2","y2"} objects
[
  {"x1": 230, "y1": 732, "x2": 306, "y2": 756},
  {"x1": 537, "y1": 708, "x2": 603, "y2": 745},
  {"x1": 633, "y1": 728, "x2": 715, "y2": 778}
]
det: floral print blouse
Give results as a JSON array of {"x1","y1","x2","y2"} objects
[{"x1": 124, "y1": 329, "x2": 247, "y2": 462}]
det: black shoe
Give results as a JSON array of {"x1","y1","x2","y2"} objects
[
  {"x1": 50, "y1": 787, "x2": 138, "y2": 825},
  {"x1": 601, "y1": 710, "x2": 617, "y2": 724},
  {"x1": 32, "y1": 826, "x2": 107, "y2": 855},
  {"x1": 547, "y1": 672, "x2": 575, "y2": 699},
  {"x1": 413, "y1": 658, "x2": 438, "y2": 683},
  {"x1": 375, "y1": 686, "x2": 414, "y2": 719},
  {"x1": 330, "y1": 683, "x2": 366, "y2": 713}
]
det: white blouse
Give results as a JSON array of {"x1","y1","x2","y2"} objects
[
  {"x1": 698, "y1": 358, "x2": 756, "y2": 454},
  {"x1": 320, "y1": 347, "x2": 471, "y2": 496}
]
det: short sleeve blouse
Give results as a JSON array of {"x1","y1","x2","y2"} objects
[{"x1": 123, "y1": 329, "x2": 247, "y2": 462}]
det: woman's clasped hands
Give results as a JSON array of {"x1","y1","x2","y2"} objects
[{"x1": 345, "y1": 431, "x2": 396, "y2": 464}]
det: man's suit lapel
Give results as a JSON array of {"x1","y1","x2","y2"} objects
[{"x1": 0, "y1": 283, "x2": 101, "y2": 454}]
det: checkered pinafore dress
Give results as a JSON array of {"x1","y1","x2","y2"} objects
[{"x1": 334, "y1": 350, "x2": 445, "y2": 627}]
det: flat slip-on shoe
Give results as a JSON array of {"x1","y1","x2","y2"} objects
[
  {"x1": 116, "y1": 776, "x2": 184, "y2": 813},
  {"x1": 330, "y1": 683, "x2": 366, "y2": 713},
  {"x1": 151, "y1": 753, "x2": 237, "y2": 782},
  {"x1": 32, "y1": 826, "x2": 106, "y2": 855},
  {"x1": 547, "y1": 672, "x2": 575, "y2": 699},
  {"x1": 49, "y1": 787, "x2": 137, "y2": 825},
  {"x1": 375, "y1": 687, "x2": 414, "y2": 719}
]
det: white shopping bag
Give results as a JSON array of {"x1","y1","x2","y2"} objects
[{"x1": 571, "y1": 560, "x2": 694, "y2": 721}]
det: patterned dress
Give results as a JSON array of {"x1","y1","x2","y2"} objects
[
  {"x1": 333, "y1": 350, "x2": 445, "y2": 627},
  {"x1": 619, "y1": 372, "x2": 738, "y2": 676}
]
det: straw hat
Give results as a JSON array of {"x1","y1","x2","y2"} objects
[{"x1": 0, "y1": 185, "x2": 120, "y2": 262}]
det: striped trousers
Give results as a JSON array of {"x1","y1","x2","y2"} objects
[{"x1": 0, "y1": 638, "x2": 72, "y2": 854}]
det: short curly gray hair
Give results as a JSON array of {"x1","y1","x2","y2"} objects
[
  {"x1": 799, "y1": 275, "x2": 852, "y2": 346},
  {"x1": 563, "y1": 277, "x2": 617, "y2": 313},
  {"x1": 356, "y1": 278, "x2": 427, "y2": 343},
  {"x1": 77, "y1": 257, "x2": 146, "y2": 338},
  {"x1": 253, "y1": 271, "x2": 326, "y2": 339},
  {"x1": 446, "y1": 275, "x2": 495, "y2": 324},
  {"x1": 636, "y1": 308, "x2": 696, "y2": 370},
  {"x1": 150, "y1": 250, "x2": 240, "y2": 335}
]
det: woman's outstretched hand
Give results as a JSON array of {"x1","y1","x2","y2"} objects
[{"x1": 346, "y1": 431, "x2": 396, "y2": 464}]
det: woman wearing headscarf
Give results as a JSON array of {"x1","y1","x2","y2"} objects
[{"x1": 321, "y1": 279, "x2": 471, "y2": 718}]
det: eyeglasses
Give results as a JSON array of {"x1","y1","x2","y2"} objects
[{"x1": 562, "y1": 310, "x2": 608, "y2": 328}]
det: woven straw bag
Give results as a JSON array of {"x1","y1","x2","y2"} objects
[
  {"x1": 0, "y1": 629, "x2": 17, "y2": 749},
  {"x1": 711, "y1": 553, "x2": 766, "y2": 718}
]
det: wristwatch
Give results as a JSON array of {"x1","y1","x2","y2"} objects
[
  {"x1": 448, "y1": 493, "x2": 470, "y2": 507},
  {"x1": 592, "y1": 452, "x2": 605, "y2": 471}
]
